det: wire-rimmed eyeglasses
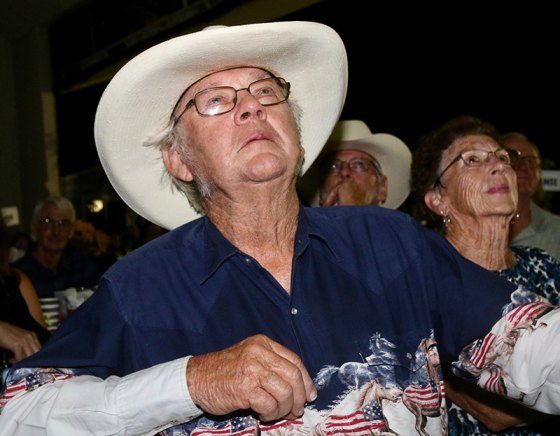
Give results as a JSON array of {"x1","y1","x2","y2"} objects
[
  {"x1": 512, "y1": 154, "x2": 541, "y2": 169},
  {"x1": 173, "y1": 77, "x2": 291, "y2": 125},
  {"x1": 37, "y1": 217, "x2": 73, "y2": 232},
  {"x1": 434, "y1": 148, "x2": 518, "y2": 188},
  {"x1": 322, "y1": 157, "x2": 383, "y2": 176}
]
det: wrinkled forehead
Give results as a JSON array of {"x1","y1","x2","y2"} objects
[
  {"x1": 193, "y1": 67, "x2": 273, "y2": 88},
  {"x1": 39, "y1": 203, "x2": 71, "y2": 219},
  {"x1": 324, "y1": 147, "x2": 375, "y2": 161},
  {"x1": 447, "y1": 134, "x2": 500, "y2": 154},
  {"x1": 174, "y1": 66, "x2": 275, "y2": 109}
]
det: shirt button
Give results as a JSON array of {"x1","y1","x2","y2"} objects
[
  {"x1": 244, "y1": 257, "x2": 251, "y2": 263},
  {"x1": 291, "y1": 308, "x2": 298, "y2": 315}
]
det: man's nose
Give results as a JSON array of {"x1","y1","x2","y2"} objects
[
  {"x1": 338, "y1": 161, "x2": 352, "y2": 177},
  {"x1": 236, "y1": 90, "x2": 265, "y2": 121},
  {"x1": 51, "y1": 225, "x2": 65, "y2": 235}
]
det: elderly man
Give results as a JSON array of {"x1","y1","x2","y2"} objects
[
  {"x1": 13, "y1": 196, "x2": 101, "y2": 298},
  {"x1": 298, "y1": 119, "x2": 411, "y2": 209},
  {"x1": 1, "y1": 22, "x2": 560, "y2": 435},
  {"x1": 502, "y1": 132, "x2": 560, "y2": 261}
]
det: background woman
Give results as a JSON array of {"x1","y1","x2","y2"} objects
[
  {"x1": 411, "y1": 115, "x2": 560, "y2": 435},
  {"x1": 1, "y1": 214, "x2": 49, "y2": 371}
]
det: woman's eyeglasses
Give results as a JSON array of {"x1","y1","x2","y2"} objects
[{"x1": 434, "y1": 148, "x2": 518, "y2": 188}]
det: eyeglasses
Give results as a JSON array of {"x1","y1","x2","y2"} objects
[
  {"x1": 322, "y1": 157, "x2": 383, "y2": 175},
  {"x1": 173, "y1": 77, "x2": 291, "y2": 124},
  {"x1": 434, "y1": 148, "x2": 518, "y2": 188},
  {"x1": 38, "y1": 217, "x2": 73, "y2": 232},
  {"x1": 511, "y1": 153, "x2": 541, "y2": 169}
]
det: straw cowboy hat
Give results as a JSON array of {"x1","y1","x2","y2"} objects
[
  {"x1": 94, "y1": 21, "x2": 348, "y2": 230},
  {"x1": 298, "y1": 119, "x2": 412, "y2": 209}
]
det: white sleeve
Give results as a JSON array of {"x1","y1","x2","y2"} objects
[
  {"x1": 454, "y1": 301, "x2": 560, "y2": 414},
  {"x1": 498, "y1": 307, "x2": 560, "y2": 414},
  {"x1": 0, "y1": 356, "x2": 204, "y2": 435}
]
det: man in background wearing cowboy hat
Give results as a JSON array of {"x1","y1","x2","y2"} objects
[
  {"x1": 2, "y1": 21, "x2": 560, "y2": 436},
  {"x1": 298, "y1": 119, "x2": 411, "y2": 209}
]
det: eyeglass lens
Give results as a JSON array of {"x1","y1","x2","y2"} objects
[
  {"x1": 460, "y1": 149, "x2": 514, "y2": 166},
  {"x1": 39, "y1": 217, "x2": 72, "y2": 231},
  {"x1": 324, "y1": 158, "x2": 378, "y2": 174},
  {"x1": 192, "y1": 77, "x2": 290, "y2": 117},
  {"x1": 435, "y1": 148, "x2": 515, "y2": 187}
]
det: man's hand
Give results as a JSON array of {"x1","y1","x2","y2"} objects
[
  {"x1": 0, "y1": 321, "x2": 42, "y2": 364},
  {"x1": 186, "y1": 334, "x2": 317, "y2": 423},
  {"x1": 320, "y1": 181, "x2": 370, "y2": 207}
]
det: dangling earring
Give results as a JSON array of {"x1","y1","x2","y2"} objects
[{"x1": 443, "y1": 215, "x2": 451, "y2": 225}]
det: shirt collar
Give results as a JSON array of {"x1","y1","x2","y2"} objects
[
  {"x1": 198, "y1": 217, "x2": 238, "y2": 284},
  {"x1": 198, "y1": 204, "x2": 338, "y2": 283},
  {"x1": 296, "y1": 206, "x2": 338, "y2": 258}
]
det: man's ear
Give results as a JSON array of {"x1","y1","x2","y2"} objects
[
  {"x1": 424, "y1": 189, "x2": 447, "y2": 216},
  {"x1": 162, "y1": 147, "x2": 194, "y2": 182},
  {"x1": 378, "y1": 175, "x2": 388, "y2": 204}
]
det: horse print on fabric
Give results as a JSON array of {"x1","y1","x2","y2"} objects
[
  {"x1": 402, "y1": 338, "x2": 447, "y2": 436},
  {"x1": 309, "y1": 331, "x2": 447, "y2": 435},
  {"x1": 453, "y1": 287, "x2": 554, "y2": 408}
]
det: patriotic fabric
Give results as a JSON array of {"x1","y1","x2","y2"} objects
[
  {"x1": 448, "y1": 246, "x2": 560, "y2": 436},
  {"x1": 0, "y1": 368, "x2": 72, "y2": 409},
  {"x1": 190, "y1": 416, "x2": 259, "y2": 435},
  {"x1": 2, "y1": 206, "x2": 557, "y2": 435},
  {"x1": 189, "y1": 416, "x2": 304, "y2": 435}
]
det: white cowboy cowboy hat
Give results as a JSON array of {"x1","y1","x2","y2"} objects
[
  {"x1": 298, "y1": 119, "x2": 412, "y2": 209},
  {"x1": 94, "y1": 21, "x2": 348, "y2": 229}
]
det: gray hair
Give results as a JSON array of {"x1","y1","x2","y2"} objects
[
  {"x1": 144, "y1": 99, "x2": 304, "y2": 215},
  {"x1": 500, "y1": 131, "x2": 541, "y2": 157},
  {"x1": 32, "y1": 196, "x2": 76, "y2": 223}
]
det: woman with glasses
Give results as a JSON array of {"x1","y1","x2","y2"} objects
[
  {"x1": 502, "y1": 132, "x2": 560, "y2": 262},
  {"x1": 411, "y1": 115, "x2": 560, "y2": 435}
]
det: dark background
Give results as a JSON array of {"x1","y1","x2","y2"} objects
[
  {"x1": 289, "y1": 1, "x2": 557, "y2": 165},
  {"x1": 55, "y1": 1, "x2": 559, "y2": 176}
]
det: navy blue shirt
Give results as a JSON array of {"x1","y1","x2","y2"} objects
[
  {"x1": 11, "y1": 205, "x2": 518, "y2": 434},
  {"x1": 13, "y1": 247, "x2": 102, "y2": 298}
]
